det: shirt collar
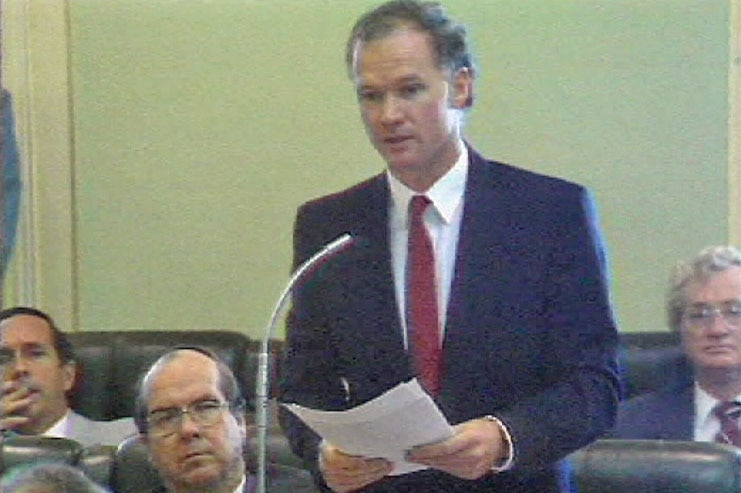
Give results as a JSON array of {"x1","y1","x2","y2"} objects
[
  {"x1": 695, "y1": 383, "x2": 741, "y2": 424},
  {"x1": 387, "y1": 143, "x2": 468, "y2": 227},
  {"x1": 42, "y1": 408, "x2": 71, "y2": 438},
  {"x1": 234, "y1": 475, "x2": 246, "y2": 493}
]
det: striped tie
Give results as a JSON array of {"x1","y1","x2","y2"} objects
[{"x1": 714, "y1": 401, "x2": 741, "y2": 447}]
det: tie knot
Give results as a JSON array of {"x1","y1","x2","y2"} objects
[
  {"x1": 410, "y1": 195, "x2": 431, "y2": 220},
  {"x1": 715, "y1": 401, "x2": 741, "y2": 420}
]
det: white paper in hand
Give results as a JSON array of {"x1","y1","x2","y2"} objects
[{"x1": 282, "y1": 379, "x2": 454, "y2": 475}]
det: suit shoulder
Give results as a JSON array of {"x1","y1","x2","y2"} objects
[
  {"x1": 66, "y1": 413, "x2": 137, "y2": 447},
  {"x1": 479, "y1": 158, "x2": 587, "y2": 196},
  {"x1": 299, "y1": 174, "x2": 385, "y2": 213},
  {"x1": 466, "y1": 143, "x2": 587, "y2": 196}
]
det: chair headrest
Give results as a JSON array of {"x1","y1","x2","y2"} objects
[
  {"x1": 569, "y1": 439, "x2": 741, "y2": 493},
  {"x1": 0, "y1": 436, "x2": 82, "y2": 473},
  {"x1": 111, "y1": 435, "x2": 164, "y2": 493}
]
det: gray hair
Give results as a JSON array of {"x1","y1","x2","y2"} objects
[
  {"x1": 667, "y1": 245, "x2": 741, "y2": 331},
  {"x1": 0, "y1": 462, "x2": 109, "y2": 493}
]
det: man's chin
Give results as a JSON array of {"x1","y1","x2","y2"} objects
[{"x1": 176, "y1": 460, "x2": 223, "y2": 487}]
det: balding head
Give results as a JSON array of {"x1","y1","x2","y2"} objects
[{"x1": 134, "y1": 348, "x2": 246, "y2": 493}]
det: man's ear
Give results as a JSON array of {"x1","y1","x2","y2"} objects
[
  {"x1": 62, "y1": 360, "x2": 76, "y2": 393},
  {"x1": 451, "y1": 67, "x2": 474, "y2": 109}
]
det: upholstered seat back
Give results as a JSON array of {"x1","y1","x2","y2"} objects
[
  {"x1": 569, "y1": 439, "x2": 741, "y2": 493},
  {"x1": 67, "y1": 331, "x2": 252, "y2": 420},
  {"x1": 617, "y1": 331, "x2": 692, "y2": 398},
  {"x1": 0, "y1": 436, "x2": 115, "y2": 490}
]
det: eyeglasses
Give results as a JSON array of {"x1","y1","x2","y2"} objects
[
  {"x1": 682, "y1": 303, "x2": 741, "y2": 332},
  {"x1": 146, "y1": 399, "x2": 229, "y2": 437}
]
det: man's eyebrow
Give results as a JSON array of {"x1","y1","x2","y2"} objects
[
  {"x1": 358, "y1": 75, "x2": 425, "y2": 90},
  {"x1": 148, "y1": 395, "x2": 223, "y2": 413},
  {"x1": 19, "y1": 342, "x2": 51, "y2": 350}
]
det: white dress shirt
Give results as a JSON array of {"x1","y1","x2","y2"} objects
[
  {"x1": 42, "y1": 409, "x2": 71, "y2": 438},
  {"x1": 387, "y1": 143, "x2": 468, "y2": 348},
  {"x1": 694, "y1": 384, "x2": 741, "y2": 442}
]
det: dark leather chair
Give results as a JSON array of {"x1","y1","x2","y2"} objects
[
  {"x1": 67, "y1": 330, "x2": 253, "y2": 420},
  {"x1": 0, "y1": 436, "x2": 81, "y2": 473},
  {"x1": 617, "y1": 331, "x2": 692, "y2": 398},
  {"x1": 568, "y1": 439, "x2": 741, "y2": 493},
  {"x1": 0, "y1": 436, "x2": 115, "y2": 490},
  {"x1": 77, "y1": 444, "x2": 117, "y2": 488},
  {"x1": 112, "y1": 435, "x2": 162, "y2": 493}
]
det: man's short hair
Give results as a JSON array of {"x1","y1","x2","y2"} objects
[
  {"x1": 0, "y1": 462, "x2": 109, "y2": 493},
  {"x1": 345, "y1": 0, "x2": 474, "y2": 78},
  {"x1": 0, "y1": 306, "x2": 75, "y2": 364},
  {"x1": 133, "y1": 346, "x2": 246, "y2": 434},
  {"x1": 667, "y1": 245, "x2": 741, "y2": 331}
]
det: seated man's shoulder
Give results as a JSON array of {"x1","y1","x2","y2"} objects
[
  {"x1": 610, "y1": 383, "x2": 693, "y2": 439},
  {"x1": 620, "y1": 383, "x2": 692, "y2": 414},
  {"x1": 67, "y1": 412, "x2": 137, "y2": 447}
]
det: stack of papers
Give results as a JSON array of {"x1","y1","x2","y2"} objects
[{"x1": 282, "y1": 379, "x2": 453, "y2": 475}]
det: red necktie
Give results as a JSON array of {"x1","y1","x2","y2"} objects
[
  {"x1": 714, "y1": 401, "x2": 741, "y2": 447},
  {"x1": 408, "y1": 195, "x2": 442, "y2": 397}
]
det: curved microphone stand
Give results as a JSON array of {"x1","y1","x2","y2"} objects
[{"x1": 255, "y1": 233, "x2": 353, "y2": 493}]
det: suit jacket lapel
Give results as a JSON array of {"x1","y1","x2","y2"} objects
[{"x1": 444, "y1": 147, "x2": 507, "y2": 346}]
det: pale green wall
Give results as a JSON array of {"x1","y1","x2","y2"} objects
[{"x1": 67, "y1": 0, "x2": 731, "y2": 336}]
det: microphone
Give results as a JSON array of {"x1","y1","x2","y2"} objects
[{"x1": 255, "y1": 233, "x2": 355, "y2": 493}]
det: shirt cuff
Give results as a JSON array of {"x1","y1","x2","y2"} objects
[{"x1": 483, "y1": 415, "x2": 515, "y2": 472}]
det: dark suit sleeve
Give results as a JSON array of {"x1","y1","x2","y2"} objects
[{"x1": 490, "y1": 187, "x2": 621, "y2": 469}]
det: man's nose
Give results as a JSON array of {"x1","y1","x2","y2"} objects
[
  {"x1": 176, "y1": 411, "x2": 202, "y2": 437},
  {"x1": 380, "y1": 95, "x2": 403, "y2": 124},
  {"x1": 707, "y1": 311, "x2": 734, "y2": 334}
]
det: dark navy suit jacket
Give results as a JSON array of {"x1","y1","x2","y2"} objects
[
  {"x1": 279, "y1": 145, "x2": 620, "y2": 492},
  {"x1": 610, "y1": 384, "x2": 695, "y2": 441}
]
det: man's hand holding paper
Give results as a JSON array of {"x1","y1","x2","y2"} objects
[{"x1": 282, "y1": 379, "x2": 454, "y2": 477}]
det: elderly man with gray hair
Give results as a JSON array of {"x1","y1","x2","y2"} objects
[{"x1": 612, "y1": 245, "x2": 741, "y2": 446}]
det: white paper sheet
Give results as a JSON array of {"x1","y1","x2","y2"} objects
[{"x1": 282, "y1": 379, "x2": 454, "y2": 475}]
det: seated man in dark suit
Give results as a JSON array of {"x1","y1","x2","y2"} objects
[
  {"x1": 612, "y1": 245, "x2": 741, "y2": 445},
  {"x1": 133, "y1": 347, "x2": 314, "y2": 493},
  {"x1": 0, "y1": 306, "x2": 135, "y2": 446}
]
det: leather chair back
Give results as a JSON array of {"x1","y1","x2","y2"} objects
[
  {"x1": 112, "y1": 435, "x2": 163, "y2": 493},
  {"x1": 569, "y1": 439, "x2": 741, "y2": 493},
  {"x1": 77, "y1": 444, "x2": 116, "y2": 488},
  {"x1": 0, "y1": 436, "x2": 81, "y2": 473},
  {"x1": 68, "y1": 330, "x2": 252, "y2": 420},
  {"x1": 617, "y1": 331, "x2": 692, "y2": 398},
  {"x1": 0, "y1": 436, "x2": 116, "y2": 490}
]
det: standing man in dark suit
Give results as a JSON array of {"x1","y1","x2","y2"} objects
[
  {"x1": 612, "y1": 245, "x2": 741, "y2": 444},
  {"x1": 279, "y1": 1, "x2": 620, "y2": 492}
]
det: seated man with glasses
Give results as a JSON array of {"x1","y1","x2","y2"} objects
[
  {"x1": 611, "y1": 245, "x2": 741, "y2": 446},
  {"x1": 133, "y1": 347, "x2": 314, "y2": 493}
]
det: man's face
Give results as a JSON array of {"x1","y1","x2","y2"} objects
[
  {"x1": 143, "y1": 351, "x2": 245, "y2": 493},
  {"x1": 0, "y1": 315, "x2": 75, "y2": 434},
  {"x1": 352, "y1": 26, "x2": 472, "y2": 191},
  {"x1": 681, "y1": 266, "x2": 741, "y2": 374}
]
